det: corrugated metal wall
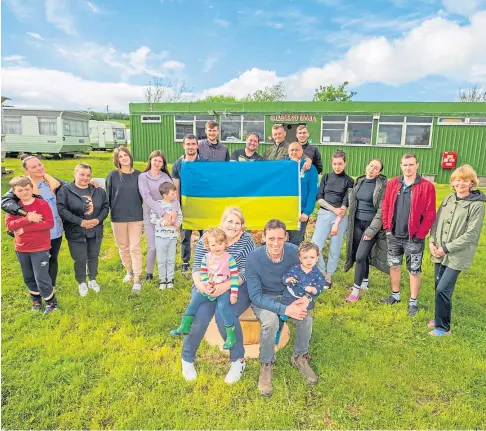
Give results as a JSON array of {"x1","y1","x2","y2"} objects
[
  {"x1": 131, "y1": 114, "x2": 182, "y2": 162},
  {"x1": 130, "y1": 106, "x2": 486, "y2": 183}
]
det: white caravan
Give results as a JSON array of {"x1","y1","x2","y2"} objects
[{"x1": 89, "y1": 120, "x2": 127, "y2": 150}]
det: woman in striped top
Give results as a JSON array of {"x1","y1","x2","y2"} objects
[
  {"x1": 170, "y1": 228, "x2": 240, "y2": 350},
  {"x1": 180, "y1": 207, "x2": 255, "y2": 384}
]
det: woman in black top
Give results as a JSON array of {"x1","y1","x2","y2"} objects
[
  {"x1": 57, "y1": 163, "x2": 109, "y2": 297},
  {"x1": 311, "y1": 150, "x2": 354, "y2": 288},
  {"x1": 106, "y1": 147, "x2": 144, "y2": 292},
  {"x1": 344, "y1": 159, "x2": 388, "y2": 302}
]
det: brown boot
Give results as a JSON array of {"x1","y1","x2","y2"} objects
[
  {"x1": 291, "y1": 354, "x2": 318, "y2": 384},
  {"x1": 258, "y1": 363, "x2": 273, "y2": 397}
]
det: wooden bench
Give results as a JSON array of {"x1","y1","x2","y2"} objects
[{"x1": 204, "y1": 307, "x2": 289, "y2": 359}]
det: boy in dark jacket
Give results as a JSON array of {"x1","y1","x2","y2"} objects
[{"x1": 5, "y1": 176, "x2": 58, "y2": 313}]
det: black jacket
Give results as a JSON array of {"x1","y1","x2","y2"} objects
[
  {"x1": 1, "y1": 177, "x2": 67, "y2": 216},
  {"x1": 302, "y1": 142, "x2": 323, "y2": 174},
  {"x1": 56, "y1": 183, "x2": 109, "y2": 242},
  {"x1": 344, "y1": 174, "x2": 389, "y2": 275}
]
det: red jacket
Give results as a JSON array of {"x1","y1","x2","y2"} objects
[
  {"x1": 5, "y1": 198, "x2": 54, "y2": 252},
  {"x1": 382, "y1": 175, "x2": 436, "y2": 240}
]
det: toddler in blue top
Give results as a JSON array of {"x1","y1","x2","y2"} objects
[{"x1": 276, "y1": 242, "x2": 326, "y2": 344}]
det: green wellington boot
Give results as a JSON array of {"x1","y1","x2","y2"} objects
[
  {"x1": 223, "y1": 325, "x2": 236, "y2": 350},
  {"x1": 170, "y1": 315, "x2": 194, "y2": 336}
]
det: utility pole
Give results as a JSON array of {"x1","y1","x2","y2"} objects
[{"x1": 106, "y1": 105, "x2": 110, "y2": 120}]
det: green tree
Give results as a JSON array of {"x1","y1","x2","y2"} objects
[
  {"x1": 243, "y1": 81, "x2": 286, "y2": 102},
  {"x1": 458, "y1": 84, "x2": 486, "y2": 102},
  {"x1": 200, "y1": 95, "x2": 238, "y2": 102},
  {"x1": 312, "y1": 81, "x2": 357, "y2": 102}
]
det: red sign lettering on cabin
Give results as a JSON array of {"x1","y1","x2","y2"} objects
[{"x1": 270, "y1": 114, "x2": 316, "y2": 122}]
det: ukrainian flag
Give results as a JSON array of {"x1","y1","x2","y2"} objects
[{"x1": 180, "y1": 160, "x2": 300, "y2": 230}]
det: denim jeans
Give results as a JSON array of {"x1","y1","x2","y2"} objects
[
  {"x1": 185, "y1": 290, "x2": 234, "y2": 327},
  {"x1": 288, "y1": 220, "x2": 308, "y2": 246},
  {"x1": 252, "y1": 295, "x2": 313, "y2": 364},
  {"x1": 434, "y1": 264, "x2": 461, "y2": 332},
  {"x1": 182, "y1": 282, "x2": 250, "y2": 363},
  {"x1": 387, "y1": 234, "x2": 424, "y2": 275},
  {"x1": 311, "y1": 208, "x2": 348, "y2": 275}
]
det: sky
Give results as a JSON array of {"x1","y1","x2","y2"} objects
[{"x1": 1, "y1": 0, "x2": 486, "y2": 112}]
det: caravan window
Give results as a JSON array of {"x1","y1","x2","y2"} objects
[
  {"x1": 115, "y1": 129, "x2": 125, "y2": 139},
  {"x1": 64, "y1": 120, "x2": 71, "y2": 136},
  {"x1": 70, "y1": 121, "x2": 83, "y2": 136},
  {"x1": 63, "y1": 120, "x2": 89, "y2": 136},
  {"x1": 39, "y1": 117, "x2": 57, "y2": 135},
  {"x1": 4, "y1": 116, "x2": 22, "y2": 134},
  {"x1": 82, "y1": 122, "x2": 89, "y2": 136}
]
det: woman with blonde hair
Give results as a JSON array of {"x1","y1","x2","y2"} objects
[
  {"x1": 106, "y1": 147, "x2": 144, "y2": 292},
  {"x1": 428, "y1": 164, "x2": 485, "y2": 336},
  {"x1": 180, "y1": 207, "x2": 255, "y2": 384}
]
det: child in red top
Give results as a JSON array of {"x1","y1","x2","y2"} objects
[{"x1": 5, "y1": 176, "x2": 58, "y2": 313}]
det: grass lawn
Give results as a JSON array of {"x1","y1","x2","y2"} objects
[{"x1": 1, "y1": 151, "x2": 486, "y2": 430}]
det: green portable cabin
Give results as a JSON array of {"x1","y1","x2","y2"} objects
[
  {"x1": 3, "y1": 108, "x2": 91, "y2": 156},
  {"x1": 89, "y1": 120, "x2": 127, "y2": 150},
  {"x1": 129, "y1": 101, "x2": 486, "y2": 184}
]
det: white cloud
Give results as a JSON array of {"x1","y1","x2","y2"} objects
[
  {"x1": 3, "y1": 11, "x2": 486, "y2": 110},
  {"x1": 267, "y1": 22, "x2": 284, "y2": 29},
  {"x1": 202, "y1": 55, "x2": 219, "y2": 73},
  {"x1": 4, "y1": 0, "x2": 37, "y2": 19},
  {"x1": 205, "y1": 11, "x2": 486, "y2": 99},
  {"x1": 56, "y1": 43, "x2": 175, "y2": 78},
  {"x1": 162, "y1": 60, "x2": 185, "y2": 70},
  {"x1": 202, "y1": 68, "x2": 281, "y2": 98},
  {"x1": 86, "y1": 1, "x2": 100, "y2": 13},
  {"x1": 2, "y1": 67, "x2": 146, "y2": 111},
  {"x1": 442, "y1": 0, "x2": 486, "y2": 16},
  {"x1": 214, "y1": 18, "x2": 229, "y2": 27},
  {"x1": 26, "y1": 31, "x2": 44, "y2": 40},
  {"x1": 45, "y1": 0, "x2": 76, "y2": 35},
  {"x1": 2, "y1": 55, "x2": 26, "y2": 65}
]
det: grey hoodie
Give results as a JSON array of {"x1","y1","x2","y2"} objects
[{"x1": 137, "y1": 171, "x2": 173, "y2": 218}]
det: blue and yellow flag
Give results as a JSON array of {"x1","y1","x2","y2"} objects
[{"x1": 180, "y1": 160, "x2": 300, "y2": 230}]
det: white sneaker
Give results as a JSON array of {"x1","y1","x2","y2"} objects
[
  {"x1": 360, "y1": 281, "x2": 369, "y2": 291},
  {"x1": 224, "y1": 360, "x2": 246, "y2": 384},
  {"x1": 132, "y1": 281, "x2": 142, "y2": 294},
  {"x1": 123, "y1": 273, "x2": 133, "y2": 283},
  {"x1": 159, "y1": 281, "x2": 167, "y2": 290},
  {"x1": 167, "y1": 280, "x2": 174, "y2": 289},
  {"x1": 182, "y1": 359, "x2": 197, "y2": 381},
  {"x1": 88, "y1": 279, "x2": 101, "y2": 293},
  {"x1": 78, "y1": 282, "x2": 88, "y2": 297}
]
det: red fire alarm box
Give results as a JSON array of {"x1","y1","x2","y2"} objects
[{"x1": 441, "y1": 151, "x2": 457, "y2": 169}]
